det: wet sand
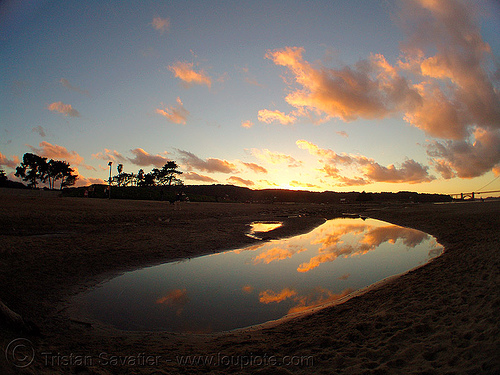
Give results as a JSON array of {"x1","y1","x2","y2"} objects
[{"x1": 0, "y1": 194, "x2": 499, "y2": 374}]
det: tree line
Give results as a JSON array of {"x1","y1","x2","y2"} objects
[
  {"x1": 14, "y1": 153, "x2": 78, "y2": 189},
  {"x1": 110, "y1": 161, "x2": 183, "y2": 187},
  {"x1": 8, "y1": 153, "x2": 184, "y2": 190}
]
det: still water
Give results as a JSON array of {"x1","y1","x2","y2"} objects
[{"x1": 77, "y1": 218, "x2": 443, "y2": 333}]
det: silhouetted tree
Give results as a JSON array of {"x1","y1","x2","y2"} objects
[
  {"x1": 15, "y1": 153, "x2": 48, "y2": 188},
  {"x1": 0, "y1": 170, "x2": 7, "y2": 184},
  {"x1": 113, "y1": 164, "x2": 136, "y2": 187},
  {"x1": 113, "y1": 163, "x2": 126, "y2": 186},
  {"x1": 136, "y1": 169, "x2": 145, "y2": 185},
  {"x1": 142, "y1": 172, "x2": 156, "y2": 186},
  {"x1": 15, "y1": 153, "x2": 78, "y2": 189},
  {"x1": 46, "y1": 160, "x2": 77, "y2": 189},
  {"x1": 155, "y1": 161, "x2": 183, "y2": 186},
  {"x1": 61, "y1": 173, "x2": 77, "y2": 189}
]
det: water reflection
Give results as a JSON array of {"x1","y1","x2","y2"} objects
[
  {"x1": 246, "y1": 221, "x2": 283, "y2": 239},
  {"x1": 78, "y1": 218, "x2": 442, "y2": 333}
]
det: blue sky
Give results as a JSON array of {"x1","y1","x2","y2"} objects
[{"x1": 1, "y1": 0, "x2": 499, "y2": 195}]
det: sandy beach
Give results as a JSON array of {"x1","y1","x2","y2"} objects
[{"x1": 1, "y1": 193, "x2": 499, "y2": 374}]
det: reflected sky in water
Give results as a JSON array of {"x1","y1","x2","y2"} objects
[
  {"x1": 246, "y1": 221, "x2": 283, "y2": 239},
  {"x1": 79, "y1": 218, "x2": 442, "y2": 333}
]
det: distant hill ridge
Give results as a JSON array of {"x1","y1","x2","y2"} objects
[{"x1": 60, "y1": 183, "x2": 453, "y2": 203}]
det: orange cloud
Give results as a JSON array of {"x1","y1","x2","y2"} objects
[
  {"x1": 259, "y1": 288, "x2": 297, "y2": 304},
  {"x1": 168, "y1": 61, "x2": 212, "y2": 87},
  {"x1": 156, "y1": 97, "x2": 189, "y2": 125},
  {"x1": 258, "y1": 109, "x2": 296, "y2": 125},
  {"x1": 297, "y1": 140, "x2": 434, "y2": 185},
  {"x1": 228, "y1": 176, "x2": 254, "y2": 186},
  {"x1": 250, "y1": 148, "x2": 302, "y2": 168},
  {"x1": 242, "y1": 285, "x2": 254, "y2": 294},
  {"x1": 263, "y1": 1, "x2": 499, "y2": 181},
  {"x1": 289, "y1": 180, "x2": 321, "y2": 189},
  {"x1": 241, "y1": 120, "x2": 253, "y2": 128},
  {"x1": 47, "y1": 101, "x2": 81, "y2": 117},
  {"x1": 266, "y1": 47, "x2": 418, "y2": 123},
  {"x1": 0, "y1": 152, "x2": 19, "y2": 169}
]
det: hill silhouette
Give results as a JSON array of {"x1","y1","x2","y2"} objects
[{"x1": 62, "y1": 184, "x2": 452, "y2": 203}]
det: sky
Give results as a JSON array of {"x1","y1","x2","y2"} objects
[{"x1": 1, "y1": 0, "x2": 499, "y2": 196}]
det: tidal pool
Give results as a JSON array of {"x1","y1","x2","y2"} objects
[
  {"x1": 76, "y1": 218, "x2": 443, "y2": 333},
  {"x1": 246, "y1": 221, "x2": 283, "y2": 239}
]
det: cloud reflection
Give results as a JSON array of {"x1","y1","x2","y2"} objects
[
  {"x1": 253, "y1": 245, "x2": 306, "y2": 265},
  {"x1": 259, "y1": 288, "x2": 297, "y2": 304},
  {"x1": 156, "y1": 288, "x2": 189, "y2": 315},
  {"x1": 257, "y1": 286, "x2": 353, "y2": 315},
  {"x1": 298, "y1": 222, "x2": 429, "y2": 273}
]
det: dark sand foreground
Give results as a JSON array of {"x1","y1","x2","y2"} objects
[{"x1": 1, "y1": 194, "x2": 499, "y2": 374}]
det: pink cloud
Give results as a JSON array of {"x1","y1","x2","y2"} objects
[
  {"x1": 241, "y1": 162, "x2": 267, "y2": 174},
  {"x1": 28, "y1": 142, "x2": 93, "y2": 170},
  {"x1": 93, "y1": 148, "x2": 170, "y2": 168},
  {"x1": 47, "y1": 101, "x2": 81, "y2": 117},
  {"x1": 183, "y1": 172, "x2": 218, "y2": 183},
  {"x1": 91, "y1": 149, "x2": 127, "y2": 163},
  {"x1": 151, "y1": 16, "x2": 170, "y2": 33},
  {"x1": 336, "y1": 131, "x2": 348, "y2": 138},
  {"x1": 156, "y1": 97, "x2": 189, "y2": 124},
  {"x1": 0, "y1": 152, "x2": 19, "y2": 169},
  {"x1": 60, "y1": 78, "x2": 89, "y2": 96},
  {"x1": 177, "y1": 149, "x2": 238, "y2": 174},
  {"x1": 128, "y1": 148, "x2": 170, "y2": 167}
]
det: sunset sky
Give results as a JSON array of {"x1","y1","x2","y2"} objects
[{"x1": 1, "y1": 0, "x2": 499, "y2": 195}]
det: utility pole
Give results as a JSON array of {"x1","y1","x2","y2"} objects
[{"x1": 108, "y1": 161, "x2": 112, "y2": 199}]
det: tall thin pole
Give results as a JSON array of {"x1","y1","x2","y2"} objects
[{"x1": 108, "y1": 161, "x2": 112, "y2": 199}]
